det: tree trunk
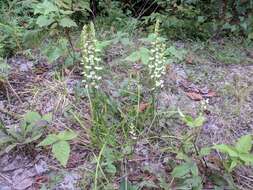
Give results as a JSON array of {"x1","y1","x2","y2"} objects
[{"x1": 90, "y1": 0, "x2": 99, "y2": 19}]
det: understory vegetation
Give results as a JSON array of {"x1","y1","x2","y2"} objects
[{"x1": 0, "y1": 0, "x2": 253, "y2": 190}]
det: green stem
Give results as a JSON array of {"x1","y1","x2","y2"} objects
[
  {"x1": 94, "y1": 143, "x2": 106, "y2": 190},
  {"x1": 87, "y1": 87, "x2": 96, "y2": 141},
  {"x1": 151, "y1": 90, "x2": 156, "y2": 118},
  {"x1": 65, "y1": 29, "x2": 75, "y2": 63},
  {"x1": 136, "y1": 72, "x2": 141, "y2": 128},
  {"x1": 193, "y1": 128, "x2": 208, "y2": 168},
  {"x1": 87, "y1": 87, "x2": 94, "y2": 121}
]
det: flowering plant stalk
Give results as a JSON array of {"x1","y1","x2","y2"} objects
[
  {"x1": 148, "y1": 20, "x2": 167, "y2": 91},
  {"x1": 148, "y1": 20, "x2": 167, "y2": 115},
  {"x1": 80, "y1": 23, "x2": 115, "y2": 147},
  {"x1": 80, "y1": 22, "x2": 105, "y2": 144},
  {"x1": 80, "y1": 22, "x2": 102, "y2": 90}
]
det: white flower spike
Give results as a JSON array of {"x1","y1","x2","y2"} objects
[
  {"x1": 148, "y1": 20, "x2": 167, "y2": 90},
  {"x1": 81, "y1": 22, "x2": 102, "y2": 89}
]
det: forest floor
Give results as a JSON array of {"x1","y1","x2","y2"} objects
[{"x1": 0, "y1": 38, "x2": 253, "y2": 190}]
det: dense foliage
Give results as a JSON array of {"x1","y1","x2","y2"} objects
[{"x1": 0, "y1": 0, "x2": 252, "y2": 58}]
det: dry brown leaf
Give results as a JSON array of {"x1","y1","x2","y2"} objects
[
  {"x1": 139, "y1": 102, "x2": 150, "y2": 112},
  {"x1": 240, "y1": 0, "x2": 249, "y2": 4},
  {"x1": 186, "y1": 53, "x2": 194, "y2": 64},
  {"x1": 64, "y1": 68, "x2": 71, "y2": 75},
  {"x1": 203, "y1": 91, "x2": 217, "y2": 98},
  {"x1": 207, "y1": 155, "x2": 223, "y2": 169},
  {"x1": 186, "y1": 92, "x2": 203, "y2": 101},
  {"x1": 166, "y1": 64, "x2": 171, "y2": 72},
  {"x1": 34, "y1": 75, "x2": 42, "y2": 82},
  {"x1": 74, "y1": 48, "x2": 81, "y2": 52}
]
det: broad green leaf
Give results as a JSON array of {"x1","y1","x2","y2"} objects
[
  {"x1": 240, "y1": 22, "x2": 248, "y2": 31},
  {"x1": 7, "y1": 128, "x2": 23, "y2": 141},
  {"x1": 125, "y1": 47, "x2": 150, "y2": 65},
  {"x1": 125, "y1": 51, "x2": 140, "y2": 62},
  {"x1": 36, "y1": 16, "x2": 54, "y2": 27},
  {"x1": 248, "y1": 32, "x2": 253, "y2": 40},
  {"x1": 197, "y1": 16, "x2": 205, "y2": 23},
  {"x1": 105, "y1": 163, "x2": 117, "y2": 174},
  {"x1": 52, "y1": 141, "x2": 70, "y2": 167},
  {"x1": 193, "y1": 115, "x2": 205, "y2": 128},
  {"x1": 57, "y1": 131, "x2": 77, "y2": 141},
  {"x1": 190, "y1": 162, "x2": 199, "y2": 176},
  {"x1": 24, "y1": 111, "x2": 41, "y2": 124},
  {"x1": 200, "y1": 147, "x2": 212, "y2": 156},
  {"x1": 139, "y1": 47, "x2": 150, "y2": 65},
  {"x1": 144, "y1": 33, "x2": 157, "y2": 42},
  {"x1": 46, "y1": 47, "x2": 64, "y2": 63},
  {"x1": 103, "y1": 146, "x2": 115, "y2": 163},
  {"x1": 235, "y1": 135, "x2": 252, "y2": 153},
  {"x1": 182, "y1": 114, "x2": 205, "y2": 128},
  {"x1": 34, "y1": 0, "x2": 58, "y2": 15},
  {"x1": 166, "y1": 46, "x2": 187, "y2": 61},
  {"x1": 42, "y1": 113, "x2": 53, "y2": 122},
  {"x1": 228, "y1": 160, "x2": 238, "y2": 172},
  {"x1": 59, "y1": 17, "x2": 77, "y2": 28},
  {"x1": 184, "y1": 175, "x2": 202, "y2": 189},
  {"x1": 103, "y1": 146, "x2": 117, "y2": 175},
  {"x1": 38, "y1": 134, "x2": 58, "y2": 146},
  {"x1": 22, "y1": 123, "x2": 34, "y2": 134},
  {"x1": 43, "y1": 0, "x2": 58, "y2": 12},
  {"x1": 176, "y1": 152, "x2": 191, "y2": 162},
  {"x1": 184, "y1": 115, "x2": 194, "y2": 127},
  {"x1": 172, "y1": 162, "x2": 193, "y2": 178},
  {"x1": 121, "y1": 38, "x2": 132, "y2": 46},
  {"x1": 239, "y1": 153, "x2": 253, "y2": 164},
  {"x1": 111, "y1": 32, "x2": 128, "y2": 44},
  {"x1": 78, "y1": 1, "x2": 91, "y2": 11},
  {"x1": 5, "y1": 143, "x2": 18, "y2": 153},
  {"x1": 213, "y1": 144, "x2": 238, "y2": 157},
  {"x1": 23, "y1": 29, "x2": 45, "y2": 47},
  {"x1": 96, "y1": 40, "x2": 111, "y2": 51},
  {"x1": 24, "y1": 133, "x2": 42, "y2": 144},
  {"x1": 55, "y1": 0, "x2": 71, "y2": 9},
  {"x1": 64, "y1": 55, "x2": 74, "y2": 67},
  {"x1": 0, "y1": 136, "x2": 13, "y2": 146}
]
